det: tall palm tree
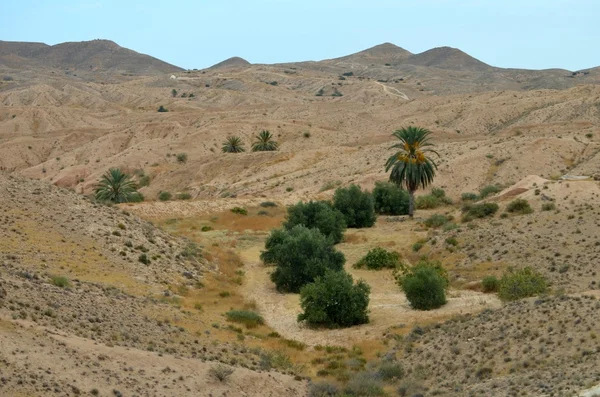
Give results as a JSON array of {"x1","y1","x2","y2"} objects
[
  {"x1": 94, "y1": 168, "x2": 138, "y2": 203},
  {"x1": 222, "y1": 136, "x2": 246, "y2": 153},
  {"x1": 385, "y1": 127, "x2": 438, "y2": 217},
  {"x1": 252, "y1": 130, "x2": 278, "y2": 152}
]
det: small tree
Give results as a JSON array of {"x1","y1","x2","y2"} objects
[
  {"x1": 252, "y1": 130, "x2": 278, "y2": 152},
  {"x1": 372, "y1": 181, "x2": 410, "y2": 215},
  {"x1": 333, "y1": 185, "x2": 376, "y2": 228},
  {"x1": 222, "y1": 136, "x2": 245, "y2": 153},
  {"x1": 171, "y1": 88, "x2": 178, "y2": 97},
  {"x1": 385, "y1": 127, "x2": 439, "y2": 217},
  {"x1": 261, "y1": 226, "x2": 345, "y2": 293},
  {"x1": 157, "y1": 105, "x2": 168, "y2": 112},
  {"x1": 283, "y1": 201, "x2": 346, "y2": 244},
  {"x1": 395, "y1": 259, "x2": 448, "y2": 310},
  {"x1": 94, "y1": 168, "x2": 139, "y2": 203},
  {"x1": 298, "y1": 270, "x2": 370, "y2": 327}
]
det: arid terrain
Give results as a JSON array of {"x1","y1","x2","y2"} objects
[{"x1": 1, "y1": 39, "x2": 600, "y2": 396}]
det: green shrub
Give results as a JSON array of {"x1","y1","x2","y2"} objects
[
  {"x1": 343, "y1": 372, "x2": 385, "y2": 396},
  {"x1": 157, "y1": 105, "x2": 168, "y2": 112},
  {"x1": 479, "y1": 184, "x2": 501, "y2": 199},
  {"x1": 50, "y1": 275, "x2": 70, "y2": 289},
  {"x1": 445, "y1": 236, "x2": 458, "y2": 246},
  {"x1": 482, "y1": 276, "x2": 500, "y2": 293},
  {"x1": 298, "y1": 271, "x2": 370, "y2": 328},
  {"x1": 284, "y1": 201, "x2": 346, "y2": 244},
  {"x1": 138, "y1": 254, "x2": 150, "y2": 265},
  {"x1": 176, "y1": 153, "x2": 188, "y2": 163},
  {"x1": 412, "y1": 242, "x2": 423, "y2": 252},
  {"x1": 415, "y1": 194, "x2": 439, "y2": 209},
  {"x1": 372, "y1": 181, "x2": 410, "y2": 215},
  {"x1": 423, "y1": 214, "x2": 451, "y2": 228},
  {"x1": 260, "y1": 201, "x2": 278, "y2": 208},
  {"x1": 506, "y1": 198, "x2": 533, "y2": 215},
  {"x1": 138, "y1": 175, "x2": 151, "y2": 187},
  {"x1": 461, "y1": 202, "x2": 499, "y2": 222},
  {"x1": 498, "y1": 267, "x2": 548, "y2": 301},
  {"x1": 158, "y1": 191, "x2": 172, "y2": 201},
  {"x1": 128, "y1": 192, "x2": 145, "y2": 202},
  {"x1": 176, "y1": 192, "x2": 192, "y2": 200},
  {"x1": 261, "y1": 226, "x2": 345, "y2": 293},
  {"x1": 378, "y1": 361, "x2": 405, "y2": 381},
  {"x1": 461, "y1": 192, "x2": 479, "y2": 201},
  {"x1": 225, "y1": 310, "x2": 264, "y2": 328},
  {"x1": 442, "y1": 222, "x2": 459, "y2": 232},
  {"x1": 308, "y1": 382, "x2": 339, "y2": 397},
  {"x1": 333, "y1": 185, "x2": 376, "y2": 228},
  {"x1": 231, "y1": 207, "x2": 248, "y2": 215},
  {"x1": 541, "y1": 202, "x2": 556, "y2": 211},
  {"x1": 395, "y1": 260, "x2": 448, "y2": 310},
  {"x1": 354, "y1": 247, "x2": 402, "y2": 270},
  {"x1": 201, "y1": 225, "x2": 213, "y2": 232}
]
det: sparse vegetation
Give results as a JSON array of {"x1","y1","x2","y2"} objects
[
  {"x1": 209, "y1": 364, "x2": 234, "y2": 382},
  {"x1": 354, "y1": 247, "x2": 402, "y2": 270},
  {"x1": 423, "y1": 214, "x2": 451, "y2": 228},
  {"x1": 230, "y1": 206, "x2": 248, "y2": 215},
  {"x1": 176, "y1": 192, "x2": 192, "y2": 200},
  {"x1": 157, "y1": 105, "x2": 168, "y2": 112},
  {"x1": 283, "y1": 201, "x2": 346, "y2": 244},
  {"x1": 50, "y1": 275, "x2": 70, "y2": 289},
  {"x1": 332, "y1": 184, "x2": 376, "y2": 228},
  {"x1": 225, "y1": 310, "x2": 264, "y2": 328},
  {"x1": 176, "y1": 153, "x2": 188, "y2": 163},
  {"x1": 479, "y1": 184, "x2": 501, "y2": 199}
]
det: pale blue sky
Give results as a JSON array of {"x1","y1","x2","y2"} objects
[{"x1": 2, "y1": 0, "x2": 599, "y2": 71}]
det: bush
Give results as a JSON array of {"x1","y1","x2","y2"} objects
[
  {"x1": 128, "y1": 192, "x2": 145, "y2": 202},
  {"x1": 344, "y1": 372, "x2": 385, "y2": 396},
  {"x1": 261, "y1": 226, "x2": 345, "y2": 293},
  {"x1": 158, "y1": 191, "x2": 172, "y2": 201},
  {"x1": 372, "y1": 181, "x2": 410, "y2": 215},
  {"x1": 541, "y1": 202, "x2": 556, "y2": 211},
  {"x1": 225, "y1": 310, "x2": 264, "y2": 328},
  {"x1": 461, "y1": 192, "x2": 479, "y2": 201},
  {"x1": 176, "y1": 192, "x2": 192, "y2": 200},
  {"x1": 50, "y1": 275, "x2": 70, "y2": 288},
  {"x1": 498, "y1": 267, "x2": 548, "y2": 301},
  {"x1": 284, "y1": 201, "x2": 346, "y2": 244},
  {"x1": 138, "y1": 254, "x2": 150, "y2": 265},
  {"x1": 395, "y1": 260, "x2": 448, "y2": 310},
  {"x1": 308, "y1": 382, "x2": 339, "y2": 397},
  {"x1": 415, "y1": 194, "x2": 439, "y2": 209},
  {"x1": 230, "y1": 206, "x2": 248, "y2": 215},
  {"x1": 157, "y1": 105, "x2": 168, "y2": 112},
  {"x1": 482, "y1": 276, "x2": 500, "y2": 293},
  {"x1": 479, "y1": 184, "x2": 501, "y2": 199},
  {"x1": 298, "y1": 270, "x2": 370, "y2": 328},
  {"x1": 378, "y1": 361, "x2": 405, "y2": 381},
  {"x1": 209, "y1": 364, "x2": 234, "y2": 382},
  {"x1": 260, "y1": 201, "x2": 277, "y2": 208},
  {"x1": 506, "y1": 198, "x2": 533, "y2": 215},
  {"x1": 333, "y1": 185, "x2": 376, "y2": 228},
  {"x1": 354, "y1": 247, "x2": 402, "y2": 270},
  {"x1": 176, "y1": 153, "x2": 188, "y2": 163},
  {"x1": 461, "y1": 202, "x2": 499, "y2": 222},
  {"x1": 423, "y1": 214, "x2": 451, "y2": 228}
]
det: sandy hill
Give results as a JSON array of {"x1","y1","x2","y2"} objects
[
  {"x1": 209, "y1": 56, "x2": 251, "y2": 69},
  {"x1": 0, "y1": 39, "x2": 183, "y2": 75}
]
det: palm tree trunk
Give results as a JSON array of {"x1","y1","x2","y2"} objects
[{"x1": 408, "y1": 190, "x2": 415, "y2": 218}]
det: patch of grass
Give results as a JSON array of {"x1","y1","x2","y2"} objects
[
  {"x1": 225, "y1": 310, "x2": 264, "y2": 328},
  {"x1": 50, "y1": 275, "x2": 70, "y2": 289}
]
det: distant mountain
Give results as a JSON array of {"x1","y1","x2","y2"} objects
[
  {"x1": 404, "y1": 46, "x2": 493, "y2": 72},
  {"x1": 0, "y1": 39, "x2": 182, "y2": 75},
  {"x1": 209, "y1": 56, "x2": 251, "y2": 69},
  {"x1": 333, "y1": 42, "x2": 413, "y2": 65}
]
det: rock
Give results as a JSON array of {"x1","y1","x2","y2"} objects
[{"x1": 0, "y1": 281, "x2": 6, "y2": 306}]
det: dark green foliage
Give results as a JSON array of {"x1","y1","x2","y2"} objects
[
  {"x1": 354, "y1": 247, "x2": 402, "y2": 270},
  {"x1": 176, "y1": 153, "x2": 188, "y2": 163},
  {"x1": 176, "y1": 192, "x2": 192, "y2": 200},
  {"x1": 423, "y1": 214, "x2": 451, "y2": 228},
  {"x1": 231, "y1": 206, "x2": 248, "y2": 215},
  {"x1": 395, "y1": 259, "x2": 448, "y2": 310},
  {"x1": 506, "y1": 198, "x2": 533, "y2": 214},
  {"x1": 225, "y1": 310, "x2": 264, "y2": 328},
  {"x1": 372, "y1": 181, "x2": 410, "y2": 215},
  {"x1": 479, "y1": 184, "x2": 501, "y2": 199},
  {"x1": 128, "y1": 192, "x2": 145, "y2": 202},
  {"x1": 222, "y1": 136, "x2": 245, "y2": 153},
  {"x1": 157, "y1": 105, "x2": 168, "y2": 112},
  {"x1": 158, "y1": 191, "x2": 172, "y2": 201},
  {"x1": 461, "y1": 202, "x2": 499, "y2": 222},
  {"x1": 498, "y1": 267, "x2": 548, "y2": 301},
  {"x1": 333, "y1": 185, "x2": 376, "y2": 228},
  {"x1": 284, "y1": 201, "x2": 346, "y2": 244},
  {"x1": 541, "y1": 202, "x2": 556, "y2": 211},
  {"x1": 138, "y1": 254, "x2": 150, "y2": 265},
  {"x1": 461, "y1": 192, "x2": 479, "y2": 201},
  {"x1": 94, "y1": 168, "x2": 139, "y2": 203},
  {"x1": 171, "y1": 89, "x2": 178, "y2": 97},
  {"x1": 252, "y1": 130, "x2": 278, "y2": 152},
  {"x1": 298, "y1": 270, "x2": 370, "y2": 328},
  {"x1": 482, "y1": 276, "x2": 500, "y2": 293},
  {"x1": 261, "y1": 226, "x2": 345, "y2": 293},
  {"x1": 260, "y1": 201, "x2": 277, "y2": 208}
]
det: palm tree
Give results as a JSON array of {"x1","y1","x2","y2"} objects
[
  {"x1": 222, "y1": 136, "x2": 245, "y2": 153},
  {"x1": 94, "y1": 168, "x2": 138, "y2": 203},
  {"x1": 385, "y1": 126, "x2": 438, "y2": 217},
  {"x1": 252, "y1": 130, "x2": 278, "y2": 152}
]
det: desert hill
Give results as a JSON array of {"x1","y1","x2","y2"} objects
[
  {"x1": 403, "y1": 46, "x2": 493, "y2": 71},
  {"x1": 209, "y1": 56, "x2": 251, "y2": 69}
]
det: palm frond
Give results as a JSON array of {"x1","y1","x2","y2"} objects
[
  {"x1": 94, "y1": 168, "x2": 138, "y2": 203},
  {"x1": 252, "y1": 130, "x2": 278, "y2": 152},
  {"x1": 222, "y1": 136, "x2": 246, "y2": 153}
]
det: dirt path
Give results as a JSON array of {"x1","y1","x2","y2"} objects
[{"x1": 375, "y1": 81, "x2": 409, "y2": 100}]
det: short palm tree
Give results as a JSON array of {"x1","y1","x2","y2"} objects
[
  {"x1": 385, "y1": 126, "x2": 438, "y2": 217},
  {"x1": 252, "y1": 130, "x2": 278, "y2": 152},
  {"x1": 94, "y1": 168, "x2": 138, "y2": 203},
  {"x1": 222, "y1": 136, "x2": 245, "y2": 153}
]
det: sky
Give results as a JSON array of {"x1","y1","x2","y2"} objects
[{"x1": 2, "y1": 0, "x2": 599, "y2": 71}]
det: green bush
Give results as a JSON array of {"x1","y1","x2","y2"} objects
[
  {"x1": 138, "y1": 175, "x2": 151, "y2": 187},
  {"x1": 423, "y1": 214, "x2": 451, "y2": 228},
  {"x1": 157, "y1": 105, "x2": 168, "y2": 112},
  {"x1": 298, "y1": 270, "x2": 370, "y2": 328},
  {"x1": 50, "y1": 275, "x2": 70, "y2": 289},
  {"x1": 498, "y1": 267, "x2": 548, "y2": 302},
  {"x1": 479, "y1": 185, "x2": 501, "y2": 199},
  {"x1": 176, "y1": 192, "x2": 192, "y2": 200},
  {"x1": 333, "y1": 185, "x2": 376, "y2": 228},
  {"x1": 343, "y1": 372, "x2": 385, "y2": 396},
  {"x1": 378, "y1": 361, "x2": 405, "y2": 381},
  {"x1": 284, "y1": 201, "x2": 346, "y2": 244},
  {"x1": 482, "y1": 276, "x2": 500, "y2": 293},
  {"x1": 461, "y1": 192, "x2": 479, "y2": 201},
  {"x1": 506, "y1": 198, "x2": 533, "y2": 215},
  {"x1": 138, "y1": 253, "x2": 150, "y2": 265},
  {"x1": 541, "y1": 202, "x2": 556, "y2": 211},
  {"x1": 395, "y1": 260, "x2": 448, "y2": 310},
  {"x1": 372, "y1": 181, "x2": 410, "y2": 215},
  {"x1": 261, "y1": 226, "x2": 345, "y2": 293},
  {"x1": 354, "y1": 247, "x2": 402, "y2": 270},
  {"x1": 231, "y1": 206, "x2": 248, "y2": 215},
  {"x1": 176, "y1": 153, "x2": 188, "y2": 163},
  {"x1": 260, "y1": 201, "x2": 278, "y2": 208},
  {"x1": 461, "y1": 202, "x2": 499, "y2": 222},
  {"x1": 158, "y1": 191, "x2": 172, "y2": 201},
  {"x1": 128, "y1": 192, "x2": 145, "y2": 202},
  {"x1": 415, "y1": 194, "x2": 440, "y2": 209},
  {"x1": 308, "y1": 382, "x2": 339, "y2": 397},
  {"x1": 225, "y1": 310, "x2": 264, "y2": 328}
]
